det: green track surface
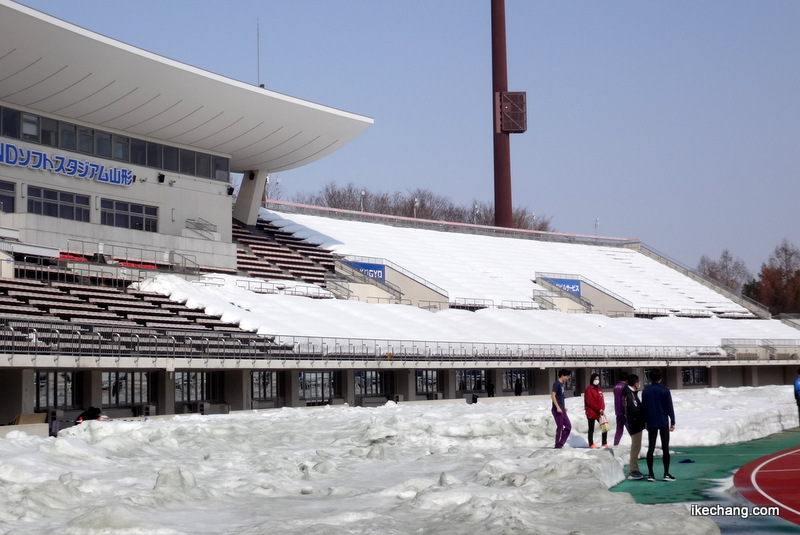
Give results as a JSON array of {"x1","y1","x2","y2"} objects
[
  {"x1": 612, "y1": 427, "x2": 800, "y2": 504},
  {"x1": 612, "y1": 428, "x2": 800, "y2": 534}
]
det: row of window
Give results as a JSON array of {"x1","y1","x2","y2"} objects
[
  {"x1": 0, "y1": 106, "x2": 230, "y2": 182},
  {"x1": 32, "y1": 367, "x2": 712, "y2": 411},
  {"x1": 35, "y1": 371, "x2": 152, "y2": 411},
  {"x1": 1, "y1": 180, "x2": 159, "y2": 232}
]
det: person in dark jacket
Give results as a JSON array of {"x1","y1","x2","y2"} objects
[
  {"x1": 642, "y1": 369, "x2": 676, "y2": 482},
  {"x1": 584, "y1": 373, "x2": 607, "y2": 448},
  {"x1": 75, "y1": 406, "x2": 101, "y2": 424},
  {"x1": 623, "y1": 374, "x2": 646, "y2": 479},
  {"x1": 514, "y1": 378, "x2": 523, "y2": 396}
]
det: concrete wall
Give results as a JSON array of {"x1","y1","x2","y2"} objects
[
  {"x1": 4, "y1": 145, "x2": 237, "y2": 270},
  {"x1": 385, "y1": 266, "x2": 448, "y2": 309},
  {"x1": 580, "y1": 283, "x2": 634, "y2": 317}
]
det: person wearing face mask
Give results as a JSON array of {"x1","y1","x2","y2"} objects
[
  {"x1": 584, "y1": 373, "x2": 608, "y2": 448},
  {"x1": 623, "y1": 374, "x2": 646, "y2": 480}
]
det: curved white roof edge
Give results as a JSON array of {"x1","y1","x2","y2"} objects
[{"x1": 0, "y1": 0, "x2": 373, "y2": 173}]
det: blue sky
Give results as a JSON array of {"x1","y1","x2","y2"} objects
[{"x1": 16, "y1": 1, "x2": 800, "y2": 274}]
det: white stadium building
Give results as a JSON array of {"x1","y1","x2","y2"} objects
[{"x1": 0, "y1": 0, "x2": 797, "y2": 434}]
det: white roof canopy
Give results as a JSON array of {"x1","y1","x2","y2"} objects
[{"x1": 0, "y1": 1, "x2": 373, "y2": 173}]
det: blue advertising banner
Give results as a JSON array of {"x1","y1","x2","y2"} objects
[
  {"x1": 543, "y1": 278, "x2": 581, "y2": 296},
  {"x1": 344, "y1": 261, "x2": 386, "y2": 281}
]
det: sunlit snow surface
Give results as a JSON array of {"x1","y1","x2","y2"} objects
[{"x1": 1, "y1": 386, "x2": 797, "y2": 534}]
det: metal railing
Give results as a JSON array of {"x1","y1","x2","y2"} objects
[
  {"x1": 185, "y1": 218, "x2": 218, "y2": 240},
  {"x1": 342, "y1": 254, "x2": 447, "y2": 298},
  {"x1": 536, "y1": 271, "x2": 634, "y2": 309},
  {"x1": 0, "y1": 315, "x2": 754, "y2": 365},
  {"x1": 632, "y1": 243, "x2": 770, "y2": 319}
]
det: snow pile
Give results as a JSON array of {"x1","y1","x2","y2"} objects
[{"x1": 0, "y1": 386, "x2": 797, "y2": 534}]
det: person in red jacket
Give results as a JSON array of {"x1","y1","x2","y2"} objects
[{"x1": 584, "y1": 373, "x2": 608, "y2": 448}]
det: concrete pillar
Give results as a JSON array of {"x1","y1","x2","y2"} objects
[
  {"x1": 664, "y1": 367, "x2": 682, "y2": 390},
  {"x1": 487, "y1": 369, "x2": 503, "y2": 397},
  {"x1": 394, "y1": 369, "x2": 416, "y2": 402},
  {"x1": 441, "y1": 369, "x2": 457, "y2": 400},
  {"x1": 82, "y1": 370, "x2": 103, "y2": 409},
  {"x1": 743, "y1": 366, "x2": 759, "y2": 388},
  {"x1": 232, "y1": 169, "x2": 268, "y2": 226},
  {"x1": 154, "y1": 370, "x2": 175, "y2": 416},
  {"x1": 280, "y1": 370, "x2": 301, "y2": 407},
  {"x1": 223, "y1": 370, "x2": 251, "y2": 411},
  {"x1": 708, "y1": 367, "x2": 719, "y2": 388},
  {"x1": 533, "y1": 369, "x2": 551, "y2": 396},
  {"x1": 339, "y1": 370, "x2": 356, "y2": 406},
  {"x1": 573, "y1": 368, "x2": 589, "y2": 397},
  {"x1": 0, "y1": 369, "x2": 34, "y2": 424}
]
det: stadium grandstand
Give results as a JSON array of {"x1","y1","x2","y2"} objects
[{"x1": 0, "y1": 0, "x2": 798, "y2": 434}]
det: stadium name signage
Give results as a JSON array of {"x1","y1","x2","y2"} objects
[
  {"x1": 0, "y1": 142, "x2": 133, "y2": 187},
  {"x1": 345, "y1": 261, "x2": 386, "y2": 281},
  {"x1": 544, "y1": 278, "x2": 582, "y2": 296}
]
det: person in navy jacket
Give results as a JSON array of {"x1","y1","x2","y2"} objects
[{"x1": 642, "y1": 369, "x2": 676, "y2": 482}]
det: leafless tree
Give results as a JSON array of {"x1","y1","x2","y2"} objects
[
  {"x1": 697, "y1": 249, "x2": 752, "y2": 292},
  {"x1": 291, "y1": 182, "x2": 553, "y2": 232}
]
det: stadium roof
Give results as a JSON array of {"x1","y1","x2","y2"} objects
[{"x1": 0, "y1": 0, "x2": 373, "y2": 173}]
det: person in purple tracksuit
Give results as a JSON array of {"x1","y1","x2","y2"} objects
[
  {"x1": 551, "y1": 369, "x2": 572, "y2": 449},
  {"x1": 613, "y1": 372, "x2": 629, "y2": 446}
]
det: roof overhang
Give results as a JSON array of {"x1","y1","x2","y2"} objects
[{"x1": 0, "y1": 0, "x2": 373, "y2": 173}]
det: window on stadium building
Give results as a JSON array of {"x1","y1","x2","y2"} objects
[
  {"x1": 643, "y1": 368, "x2": 662, "y2": 386},
  {"x1": 35, "y1": 371, "x2": 78, "y2": 411},
  {"x1": 1, "y1": 107, "x2": 19, "y2": 138},
  {"x1": 355, "y1": 370, "x2": 388, "y2": 396},
  {"x1": 0, "y1": 105, "x2": 230, "y2": 183},
  {"x1": 100, "y1": 198, "x2": 158, "y2": 232},
  {"x1": 252, "y1": 371, "x2": 278, "y2": 400},
  {"x1": 456, "y1": 369, "x2": 485, "y2": 392},
  {"x1": 416, "y1": 370, "x2": 440, "y2": 394},
  {"x1": 0, "y1": 180, "x2": 14, "y2": 213},
  {"x1": 27, "y1": 186, "x2": 89, "y2": 222},
  {"x1": 590, "y1": 368, "x2": 615, "y2": 388},
  {"x1": 682, "y1": 367, "x2": 708, "y2": 386},
  {"x1": 175, "y1": 371, "x2": 221, "y2": 404},
  {"x1": 503, "y1": 369, "x2": 529, "y2": 393},
  {"x1": 102, "y1": 371, "x2": 152, "y2": 407},
  {"x1": 300, "y1": 371, "x2": 338, "y2": 405}
]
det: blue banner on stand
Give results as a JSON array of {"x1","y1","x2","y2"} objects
[
  {"x1": 344, "y1": 261, "x2": 386, "y2": 281},
  {"x1": 543, "y1": 278, "x2": 581, "y2": 296}
]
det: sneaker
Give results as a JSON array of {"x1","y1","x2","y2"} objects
[
  {"x1": 627, "y1": 471, "x2": 645, "y2": 480},
  {"x1": 601, "y1": 444, "x2": 609, "y2": 448},
  {"x1": 589, "y1": 444, "x2": 598, "y2": 449},
  {"x1": 646, "y1": 474, "x2": 656, "y2": 482},
  {"x1": 663, "y1": 474, "x2": 676, "y2": 482}
]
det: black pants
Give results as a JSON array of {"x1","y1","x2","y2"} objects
[
  {"x1": 587, "y1": 417, "x2": 608, "y2": 446},
  {"x1": 646, "y1": 426, "x2": 671, "y2": 477}
]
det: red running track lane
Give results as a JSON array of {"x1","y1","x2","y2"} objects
[{"x1": 734, "y1": 446, "x2": 800, "y2": 526}]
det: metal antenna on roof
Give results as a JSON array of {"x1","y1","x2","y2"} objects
[{"x1": 257, "y1": 17, "x2": 262, "y2": 87}]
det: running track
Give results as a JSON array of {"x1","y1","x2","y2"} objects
[{"x1": 734, "y1": 446, "x2": 800, "y2": 526}]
